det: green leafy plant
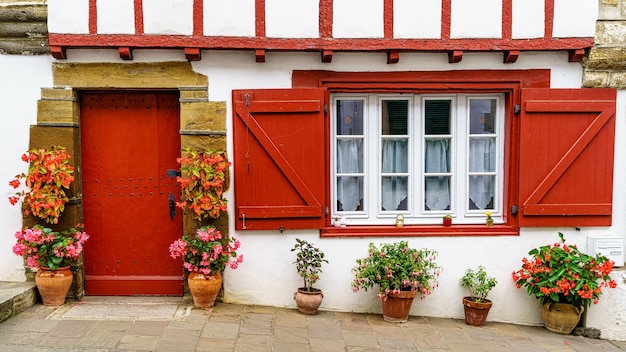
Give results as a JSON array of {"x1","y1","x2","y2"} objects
[
  {"x1": 291, "y1": 238, "x2": 328, "y2": 292},
  {"x1": 8, "y1": 147, "x2": 75, "y2": 224},
  {"x1": 352, "y1": 241, "x2": 442, "y2": 300},
  {"x1": 176, "y1": 148, "x2": 230, "y2": 220},
  {"x1": 169, "y1": 225, "x2": 243, "y2": 275},
  {"x1": 12, "y1": 224, "x2": 89, "y2": 270},
  {"x1": 512, "y1": 232, "x2": 617, "y2": 308},
  {"x1": 460, "y1": 265, "x2": 497, "y2": 303},
  {"x1": 443, "y1": 214, "x2": 452, "y2": 220}
]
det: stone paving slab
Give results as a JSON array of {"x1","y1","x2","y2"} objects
[{"x1": 0, "y1": 298, "x2": 624, "y2": 351}]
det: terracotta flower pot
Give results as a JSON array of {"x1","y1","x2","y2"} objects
[
  {"x1": 188, "y1": 271, "x2": 222, "y2": 308},
  {"x1": 382, "y1": 290, "x2": 417, "y2": 323},
  {"x1": 462, "y1": 296, "x2": 493, "y2": 326},
  {"x1": 35, "y1": 266, "x2": 73, "y2": 306},
  {"x1": 294, "y1": 288, "x2": 324, "y2": 314},
  {"x1": 541, "y1": 302, "x2": 584, "y2": 334}
]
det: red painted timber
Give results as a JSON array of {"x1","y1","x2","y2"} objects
[
  {"x1": 48, "y1": 33, "x2": 594, "y2": 52},
  {"x1": 89, "y1": 0, "x2": 97, "y2": 34},
  {"x1": 319, "y1": 0, "x2": 333, "y2": 38},
  {"x1": 193, "y1": 0, "x2": 203, "y2": 36},
  {"x1": 384, "y1": 0, "x2": 393, "y2": 39},
  {"x1": 134, "y1": 0, "x2": 143, "y2": 34},
  {"x1": 502, "y1": 0, "x2": 512, "y2": 39}
]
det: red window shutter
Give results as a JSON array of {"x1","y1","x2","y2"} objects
[
  {"x1": 519, "y1": 88, "x2": 616, "y2": 227},
  {"x1": 233, "y1": 88, "x2": 326, "y2": 230}
]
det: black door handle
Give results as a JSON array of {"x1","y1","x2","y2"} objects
[{"x1": 168, "y1": 192, "x2": 176, "y2": 219}]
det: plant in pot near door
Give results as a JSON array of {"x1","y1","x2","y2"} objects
[
  {"x1": 169, "y1": 225, "x2": 243, "y2": 308},
  {"x1": 9, "y1": 147, "x2": 90, "y2": 306},
  {"x1": 460, "y1": 265, "x2": 497, "y2": 326},
  {"x1": 512, "y1": 232, "x2": 617, "y2": 334},
  {"x1": 352, "y1": 241, "x2": 442, "y2": 322},
  {"x1": 291, "y1": 238, "x2": 328, "y2": 314}
]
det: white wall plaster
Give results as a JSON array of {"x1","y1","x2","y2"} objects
[
  {"x1": 553, "y1": 0, "x2": 598, "y2": 38},
  {"x1": 394, "y1": 0, "x2": 441, "y2": 39},
  {"x1": 333, "y1": 0, "x2": 384, "y2": 38},
  {"x1": 0, "y1": 55, "x2": 53, "y2": 282},
  {"x1": 266, "y1": 0, "x2": 319, "y2": 38},
  {"x1": 451, "y1": 0, "x2": 502, "y2": 38},
  {"x1": 203, "y1": 0, "x2": 255, "y2": 37},
  {"x1": 47, "y1": 0, "x2": 89, "y2": 34},
  {"x1": 143, "y1": 0, "x2": 193, "y2": 35},
  {"x1": 512, "y1": 0, "x2": 544, "y2": 39},
  {"x1": 97, "y1": 0, "x2": 135, "y2": 35}
]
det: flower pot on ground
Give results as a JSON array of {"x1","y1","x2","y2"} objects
[
  {"x1": 352, "y1": 241, "x2": 442, "y2": 323},
  {"x1": 291, "y1": 238, "x2": 328, "y2": 314},
  {"x1": 512, "y1": 232, "x2": 617, "y2": 334},
  {"x1": 8, "y1": 147, "x2": 89, "y2": 306},
  {"x1": 460, "y1": 265, "x2": 497, "y2": 326},
  {"x1": 541, "y1": 302, "x2": 584, "y2": 334},
  {"x1": 169, "y1": 225, "x2": 243, "y2": 308}
]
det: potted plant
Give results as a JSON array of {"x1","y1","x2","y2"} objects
[
  {"x1": 352, "y1": 241, "x2": 442, "y2": 322},
  {"x1": 485, "y1": 211, "x2": 494, "y2": 226},
  {"x1": 291, "y1": 238, "x2": 328, "y2": 314},
  {"x1": 460, "y1": 265, "x2": 497, "y2": 326},
  {"x1": 442, "y1": 214, "x2": 452, "y2": 226},
  {"x1": 8, "y1": 147, "x2": 89, "y2": 306},
  {"x1": 512, "y1": 232, "x2": 617, "y2": 334},
  {"x1": 169, "y1": 225, "x2": 243, "y2": 308},
  {"x1": 175, "y1": 148, "x2": 230, "y2": 220}
]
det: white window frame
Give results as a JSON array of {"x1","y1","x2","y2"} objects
[{"x1": 331, "y1": 93, "x2": 505, "y2": 226}]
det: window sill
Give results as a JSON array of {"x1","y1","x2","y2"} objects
[{"x1": 320, "y1": 223, "x2": 519, "y2": 237}]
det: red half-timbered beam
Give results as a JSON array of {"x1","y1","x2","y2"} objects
[
  {"x1": 504, "y1": 50, "x2": 519, "y2": 63},
  {"x1": 502, "y1": 0, "x2": 512, "y2": 39},
  {"x1": 119, "y1": 47, "x2": 133, "y2": 60},
  {"x1": 48, "y1": 34, "x2": 594, "y2": 52},
  {"x1": 545, "y1": 0, "x2": 554, "y2": 39},
  {"x1": 193, "y1": 0, "x2": 203, "y2": 36},
  {"x1": 134, "y1": 0, "x2": 143, "y2": 34},
  {"x1": 448, "y1": 50, "x2": 463, "y2": 63},
  {"x1": 319, "y1": 0, "x2": 332, "y2": 38},
  {"x1": 255, "y1": 0, "x2": 265, "y2": 37},
  {"x1": 569, "y1": 49, "x2": 585, "y2": 62},
  {"x1": 387, "y1": 51, "x2": 399, "y2": 64},
  {"x1": 441, "y1": 0, "x2": 451, "y2": 39},
  {"x1": 321, "y1": 50, "x2": 332, "y2": 63},
  {"x1": 384, "y1": 0, "x2": 393, "y2": 39},
  {"x1": 184, "y1": 47, "x2": 201, "y2": 61},
  {"x1": 89, "y1": 0, "x2": 97, "y2": 34}
]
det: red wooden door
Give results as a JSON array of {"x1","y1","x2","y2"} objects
[{"x1": 80, "y1": 92, "x2": 183, "y2": 295}]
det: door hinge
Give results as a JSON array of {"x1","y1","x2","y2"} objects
[
  {"x1": 324, "y1": 104, "x2": 328, "y2": 114},
  {"x1": 511, "y1": 205, "x2": 518, "y2": 215},
  {"x1": 514, "y1": 105, "x2": 521, "y2": 114},
  {"x1": 245, "y1": 93, "x2": 250, "y2": 107}
]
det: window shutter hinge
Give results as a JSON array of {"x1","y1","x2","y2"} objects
[
  {"x1": 511, "y1": 205, "x2": 518, "y2": 215},
  {"x1": 324, "y1": 104, "x2": 328, "y2": 114},
  {"x1": 514, "y1": 105, "x2": 521, "y2": 114},
  {"x1": 325, "y1": 206, "x2": 329, "y2": 216},
  {"x1": 245, "y1": 94, "x2": 250, "y2": 107}
]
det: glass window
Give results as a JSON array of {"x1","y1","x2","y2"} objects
[{"x1": 332, "y1": 94, "x2": 503, "y2": 225}]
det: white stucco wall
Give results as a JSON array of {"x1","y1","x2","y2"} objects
[
  {"x1": 48, "y1": 0, "x2": 599, "y2": 41},
  {"x1": 0, "y1": 54, "x2": 53, "y2": 282}
]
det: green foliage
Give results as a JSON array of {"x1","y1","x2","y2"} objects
[
  {"x1": 291, "y1": 238, "x2": 328, "y2": 291},
  {"x1": 460, "y1": 265, "x2": 497, "y2": 303},
  {"x1": 352, "y1": 241, "x2": 442, "y2": 300}
]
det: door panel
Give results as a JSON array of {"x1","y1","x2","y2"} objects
[{"x1": 81, "y1": 92, "x2": 183, "y2": 295}]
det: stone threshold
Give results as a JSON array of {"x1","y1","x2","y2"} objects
[{"x1": 0, "y1": 281, "x2": 37, "y2": 323}]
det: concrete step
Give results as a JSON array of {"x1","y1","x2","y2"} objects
[{"x1": 0, "y1": 281, "x2": 37, "y2": 323}]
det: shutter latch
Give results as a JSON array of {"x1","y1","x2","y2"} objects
[
  {"x1": 511, "y1": 205, "x2": 518, "y2": 215},
  {"x1": 245, "y1": 94, "x2": 250, "y2": 107}
]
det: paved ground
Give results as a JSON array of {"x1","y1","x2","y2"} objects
[{"x1": 0, "y1": 296, "x2": 625, "y2": 352}]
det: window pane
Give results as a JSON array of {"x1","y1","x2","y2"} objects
[
  {"x1": 468, "y1": 175, "x2": 495, "y2": 210},
  {"x1": 337, "y1": 100, "x2": 363, "y2": 135},
  {"x1": 337, "y1": 139, "x2": 363, "y2": 173},
  {"x1": 382, "y1": 100, "x2": 408, "y2": 135},
  {"x1": 381, "y1": 139, "x2": 408, "y2": 173},
  {"x1": 424, "y1": 176, "x2": 451, "y2": 211},
  {"x1": 337, "y1": 176, "x2": 364, "y2": 212},
  {"x1": 469, "y1": 99, "x2": 496, "y2": 134},
  {"x1": 469, "y1": 138, "x2": 496, "y2": 172},
  {"x1": 425, "y1": 100, "x2": 451, "y2": 135},
  {"x1": 424, "y1": 139, "x2": 450, "y2": 173},
  {"x1": 381, "y1": 176, "x2": 408, "y2": 211}
]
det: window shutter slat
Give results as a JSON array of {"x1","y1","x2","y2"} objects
[
  {"x1": 233, "y1": 88, "x2": 326, "y2": 231},
  {"x1": 519, "y1": 88, "x2": 616, "y2": 227}
]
